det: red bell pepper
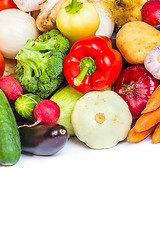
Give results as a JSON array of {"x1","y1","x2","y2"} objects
[{"x1": 63, "y1": 35, "x2": 122, "y2": 92}]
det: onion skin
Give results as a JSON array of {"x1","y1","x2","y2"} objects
[
  {"x1": 0, "y1": 9, "x2": 39, "y2": 59},
  {"x1": 90, "y1": 1, "x2": 114, "y2": 38},
  {"x1": 114, "y1": 65, "x2": 159, "y2": 118}
]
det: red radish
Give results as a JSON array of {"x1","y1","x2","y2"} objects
[
  {"x1": 0, "y1": 75, "x2": 23, "y2": 100},
  {"x1": 114, "y1": 65, "x2": 159, "y2": 118},
  {"x1": 34, "y1": 100, "x2": 60, "y2": 125},
  {"x1": 19, "y1": 100, "x2": 61, "y2": 129},
  {"x1": 141, "y1": 0, "x2": 160, "y2": 25}
]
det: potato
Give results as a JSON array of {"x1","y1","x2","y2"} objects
[{"x1": 116, "y1": 21, "x2": 160, "y2": 64}]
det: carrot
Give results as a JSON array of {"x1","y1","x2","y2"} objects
[
  {"x1": 134, "y1": 106, "x2": 160, "y2": 132},
  {"x1": 127, "y1": 126, "x2": 155, "y2": 143},
  {"x1": 142, "y1": 85, "x2": 160, "y2": 114},
  {"x1": 152, "y1": 123, "x2": 160, "y2": 143}
]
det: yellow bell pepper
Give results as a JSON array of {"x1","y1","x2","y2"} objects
[{"x1": 56, "y1": 0, "x2": 100, "y2": 43}]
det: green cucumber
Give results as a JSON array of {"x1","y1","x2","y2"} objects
[
  {"x1": 0, "y1": 89, "x2": 21, "y2": 166},
  {"x1": 15, "y1": 93, "x2": 42, "y2": 120}
]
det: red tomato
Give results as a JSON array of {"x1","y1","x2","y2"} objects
[
  {"x1": 0, "y1": 52, "x2": 5, "y2": 77},
  {"x1": 0, "y1": 0, "x2": 18, "y2": 11}
]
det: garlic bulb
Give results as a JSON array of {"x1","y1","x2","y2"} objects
[{"x1": 13, "y1": 0, "x2": 42, "y2": 12}]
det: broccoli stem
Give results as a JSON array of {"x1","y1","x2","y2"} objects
[
  {"x1": 16, "y1": 49, "x2": 50, "y2": 77},
  {"x1": 23, "y1": 65, "x2": 33, "y2": 80}
]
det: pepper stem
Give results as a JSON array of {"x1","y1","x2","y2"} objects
[
  {"x1": 65, "y1": 0, "x2": 83, "y2": 14},
  {"x1": 74, "y1": 57, "x2": 96, "y2": 86},
  {"x1": 72, "y1": 0, "x2": 79, "y2": 9}
]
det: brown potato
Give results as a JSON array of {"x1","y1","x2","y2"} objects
[{"x1": 116, "y1": 21, "x2": 160, "y2": 64}]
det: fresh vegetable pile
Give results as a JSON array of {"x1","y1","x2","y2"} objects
[{"x1": 1, "y1": 0, "x2": 160, "y2": 165}]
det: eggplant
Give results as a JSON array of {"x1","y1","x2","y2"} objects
[
  {"x1": 110, "y1": 25, "x2": 119, "y2": 51},
  {"x1": 110, "y1": 24, "x2": 131, "y2": 71},
  {"x1": 156, "y1": 25, "x2": 160, "y2": 31},
  {"x1": 19, "y1": 124, "x2": 68, "y2": 156}
]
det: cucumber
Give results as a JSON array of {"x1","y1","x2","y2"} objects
[
  {"x1": 0, "y1": 90, "x2": 21, "y2": 166},
  {"x1": 15, "y1": 93, "x2": 42, "y2": 120}
]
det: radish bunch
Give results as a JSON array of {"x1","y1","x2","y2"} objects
[
  {"x1": 0, "y1": 75, "x2": 60, "y2": 126},
  {"x1": 17, "y1": 99, "x2": 60, "y2": 128}
]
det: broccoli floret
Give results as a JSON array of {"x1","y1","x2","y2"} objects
[
  {"x1": 46, "y1": 56, "x2": 63, "y2": 79},
  {"x1": 14, "y1": 29, "x2": 70, "y2": 99},
  {"x1": 23, "y1": 29, "x2": 70, "y2": 54},
  {"x1": 15, "y1": 63, "x2": 38, "y2": 93},
  {"x1": 14, "y1": 62, "x2": 24, "y2": 77},
  {"x1": 36, "y1": 29, "x2": 60, "y2": 42},
  {"x1": 35, "y1": 72, "x2": 64, "y2": 99}
]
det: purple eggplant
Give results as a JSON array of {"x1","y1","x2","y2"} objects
[{"x1": 19, "y1": 124, "x2": 68, "y2": 156}]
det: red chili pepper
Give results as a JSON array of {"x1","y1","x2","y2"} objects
[{"x1": 63, "y1": 35, "x2": 123, "y2": 92}]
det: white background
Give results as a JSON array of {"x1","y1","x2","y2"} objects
[{"x1": 0, "y1": 136, "x2": 160, "y2": 240}]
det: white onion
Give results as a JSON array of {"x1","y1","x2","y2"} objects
[
  {"x1": 90, "y1": 1, "x2": 114, "y2": 38},
  {"x1": 0, "y1": 9, "x2": 39, "y2": 59},
  {"x1": 13, "y1": 0, "x2": 42, "y2": 12},
  {"x1": 95, "y1": 9, "x2": 114, "y2": 38}
]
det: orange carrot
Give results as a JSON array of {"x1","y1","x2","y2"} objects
[
  {"x1": 127, "y1": 126, "x2": 155, "y2": 143},
  {"x1": 135, "y1": 106, "x2": 160, "y2": 132},
  {"x1": 142, "y1": 85, "x2": 160, "y2": 114},
  {"x1": 152, "y1": 123, "x2": 160, "y2": 143}
]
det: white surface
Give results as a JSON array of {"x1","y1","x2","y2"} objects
[{"x1": 0, "y1": 136, "x2": 160, "y2": 240}]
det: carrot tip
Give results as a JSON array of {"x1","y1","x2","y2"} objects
[{"x1": 141, "y1": 109, "x2": 147, "y2": 114}]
